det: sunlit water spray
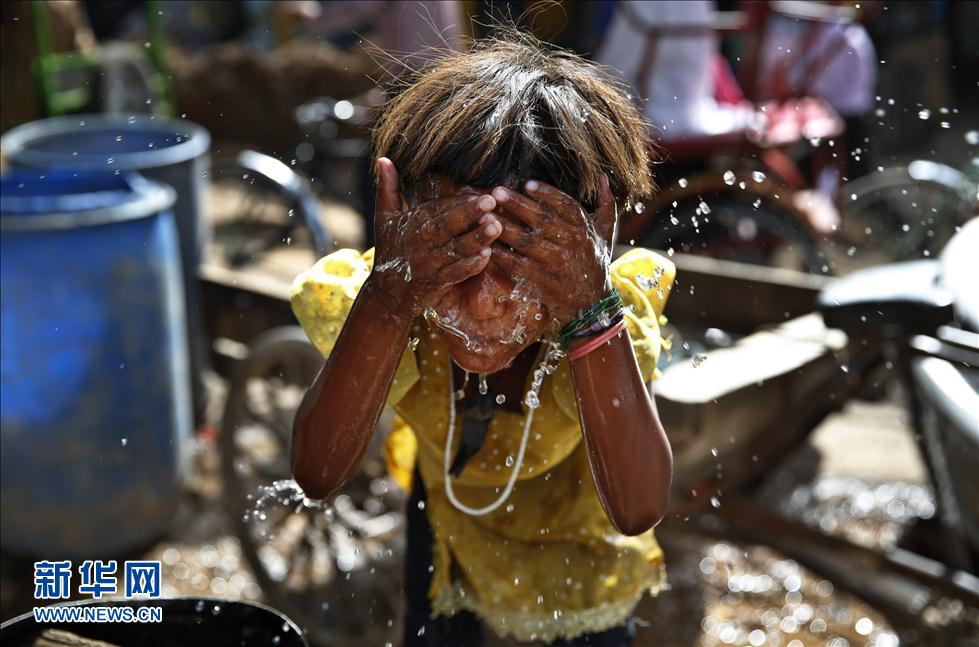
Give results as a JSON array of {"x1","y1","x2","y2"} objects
[{"x1": 243, "y1": 479, "x2": 333, "y2": 538}]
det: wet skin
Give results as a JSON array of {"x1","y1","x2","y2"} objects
[{"x1": 292, "y1": 157, "x2": 673, "y2": 535}]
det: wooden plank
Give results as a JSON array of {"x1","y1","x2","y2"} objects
[
  {"x1": 199, "y1": 263, "x2": 298, "y2": 350},
  {"x1": 662, "y1": 252, "x2": 830, "y2": 332}
]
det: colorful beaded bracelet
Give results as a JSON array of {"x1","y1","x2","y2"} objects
[
  {"x1": 566, "y1": 319, "x2": 627, "y2": 362},
  {"x1": 558, "y1": 289, "x2": 622, "y2": 350}
]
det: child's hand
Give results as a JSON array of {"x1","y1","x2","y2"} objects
[
  {"x1": 489, "y1": 176, "x2": 616, "y2": 325},
  {"x1": 366, "y1": 158, "x2": 502, "y2": 319}
]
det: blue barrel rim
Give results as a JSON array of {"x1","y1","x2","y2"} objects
[
  {"x1": 1, "y1": 171, "x2": 176, "y2": 232},
  {"x1": 1, "y1": 113, "x2": 211, "y2": 171}
]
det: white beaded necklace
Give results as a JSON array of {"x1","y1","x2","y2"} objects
[{"x1": 443, "y1": 341, "x2": 565, "y2": 515}]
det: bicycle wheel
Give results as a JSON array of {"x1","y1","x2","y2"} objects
[
  {"x1": 639, "y1": 195, "x2": 830, "y2": 274},
  {"x1": 219, "y1": 327, "x2": 404, "y2": 644},
  {"x1": 835, "y1": 161, "x2": 975, "y2": 268},
  {"x1": 209, "y1": 151, "x2": 331, "y2": 280}
]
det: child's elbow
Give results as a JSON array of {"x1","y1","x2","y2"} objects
[
  {"x1": 612, "y1": 499, "x2": 668, "y2": 537},
  {"x1": 292, "y1": 465, "x2": 328, "y2": 501},
  {"x1": 291, "y1": 421, "x2": 333, "y2": 501},
  {"x1": 609, "y1": 470, "x2": 672, "y2": 536}
]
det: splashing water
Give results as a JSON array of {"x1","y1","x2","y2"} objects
[
  {"x1": 455, "y1": 370, "x2": 470, "y2": 400},
  {"x1": 424, "y1": 307, "x2": 482, "y2": 353},
  {"x1": 243, "y1": 479, "x2": 333, "y2": 540}
]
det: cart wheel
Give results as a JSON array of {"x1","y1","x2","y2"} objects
[
  {"x1": 219, "y1": 327, "x2": 404, "y2": 645},
  {"x1": 833, "y1": 161, "x2": 975, "y2": 269},
  {"x1": 640, "y1": 195, "x2": 830, "y2": 275}
]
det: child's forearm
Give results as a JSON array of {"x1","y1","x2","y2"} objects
[
  {"x1": 292, "y1": 279, "x2": 414, "y2": 499},
  {"x1": 569, "y1": 329, "x2": 673, "y2": 535}
]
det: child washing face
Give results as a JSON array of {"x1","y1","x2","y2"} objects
[{"x1": 290, "y1": 37, "x2": 675, "y2": 646}]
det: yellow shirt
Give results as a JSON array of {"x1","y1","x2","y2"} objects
[{"x1": 291, "y1": 247, "x2": 675, "y2": 642}]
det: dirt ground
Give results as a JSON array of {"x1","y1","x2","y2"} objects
[{"x1": 6, "y1": 384, "x2": 974, "y2": 647}]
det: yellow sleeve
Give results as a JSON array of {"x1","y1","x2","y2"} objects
[
  {"x1": 610, "y1": 248, "x2": 676, "y2": 382},
  {"x1": 290, "y1": 248, "x2": 420, "y2": 409}
]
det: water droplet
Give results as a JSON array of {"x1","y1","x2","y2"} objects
[
  {"x1": 723, "y1": 170, "x2": 736, "y2": 185},
  {"x1": 855, "y1": 617, "x2": 873, "y2": 636},
  {"x1": 115, "y1": 135, "x2": 123, "y2": 142},
  {"x1": 495, "y1": 394, "x2": 506, "y2": 405},
  {"x1": 478, "y1": 374, "x2": 488, "y2": 396},
  {"x1": 751, "y1": 171, "x2": 766, "y2": 183},
  {"x1": 211, "y1": 604, "x2": 221, "y2": 616},
  {"x1": 408, "y1": 337, "x2": 420, "y2": 350},
  {"x1": 120, "y1": 438, "x2": 128, "y2": 447},
  {"x1": 678, "y1": 178, "x2": 688, "y2": 188},
  {"x1": 965, "y1": 130, "x2": 979, "y2": 145},
  {"x1": 692, "y1": 353, "x2": 707, "y2": 368},
  {"x1": 505, "y1": 455, "x2": 515, "y2": 467},
  {"x1": 917, "y1": 109, "x2": 931, "y2": 120},
  {"x1": 698, "y1": 201, "x2": 711, "y2": 215},
  {"x1": 710, "y1": 496, "x2": 721, "y2": 508},
  {"x1": 940, "y1": 121, "x2": 950, "y2": 129},
  {"x1": 525, "y1": 391, "x2": 540, "y2": 409},
  {"x1": 636, "y1": 274, "x2": 657, "y2": 291},
  {"x1": 634, "y1": 201, "x2": 645, "y2": 214}
]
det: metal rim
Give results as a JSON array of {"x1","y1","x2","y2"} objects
[
  {"x1": 1, "y1": 114, "x2": 211, "y2": 171},
  {"x1": 0, "y1": 176, "x2": 176, "y2": 232}
]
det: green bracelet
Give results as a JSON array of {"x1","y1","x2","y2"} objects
[{"x1": 559, "y1": 290, "x2": 623, "y2": 350}]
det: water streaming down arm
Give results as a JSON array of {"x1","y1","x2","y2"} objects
[
  {"x1": 292, "y1": 280, "x2": 416, "y2": 500},
  {"x1": 492, "y1": 178, "x2": 675, "y2": 533}
]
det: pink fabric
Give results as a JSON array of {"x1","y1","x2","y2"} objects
[{"x1": 712, "y1": 54, "x2": 744, "y2": 105}]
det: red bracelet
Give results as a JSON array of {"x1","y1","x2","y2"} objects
[{"x1": 566, "y1": 319, "x2": 627, "y2": 362}]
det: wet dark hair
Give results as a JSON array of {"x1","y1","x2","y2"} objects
[{"x1": 373, "y1": 34, "x2": 653, "y2": 210}]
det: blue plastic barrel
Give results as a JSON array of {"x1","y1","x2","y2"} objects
[
  {"x1": 0, "y1": 170, "x2": 192, "y2": 557},
  {"x1": 1, "y1": 115, "x2": 210, "y2": 415}
]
